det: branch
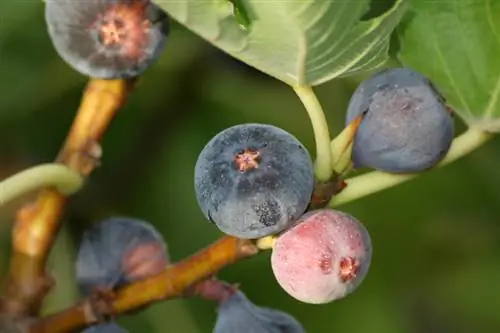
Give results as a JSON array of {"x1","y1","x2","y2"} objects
[
  {"x1": 0, "y1": 79, "x2": 137, "y2": 316},
  {"x1": 28, "y1": 236, "x2": 259, "y2": 333}
]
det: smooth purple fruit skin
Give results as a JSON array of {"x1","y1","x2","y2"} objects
[
  {"x1": 345, "y1": 67, "x2": 454, "y2": 173},
  {"x1": 214, "y1": 290, "x2": 305, "y2": 333},
  {"x1": 82, "y1": 322, "x2": 128, "y2": 333},
  {"x1": 45, "y1": 0, "x2": 168, "y2": 79},
  {"x1": 271, "y1": 209, "x2": 372, "y2": 304},
  {"x1": 75, "y1": 217, "x2": 167, "y2": 295},
  {"x1": 194, "y1": 123, "x2": 315, "y2": 239}
]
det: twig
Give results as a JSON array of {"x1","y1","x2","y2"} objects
[
  {"x1": 28, "y1": 236, "x2": 259, "y2": 333},
  {"x1": 293, "y1": 85, "x2": 333, "y2": 182},
  {"x1": 0, "y1": 79, "x2": 137, "y2": 316},
  {"x1": 330, "y1": 127, "x2": 494, "y2": 207}
]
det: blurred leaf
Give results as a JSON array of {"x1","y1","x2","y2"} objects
[
  {"x1": 0, "y1": 3, "x2": 86, "y2": 123},
  {"x1": 430, "y1": 256, "x2": 500, "y2": 331},
  {"x1": 156, "y1": 0, "x2": 408, "y2": 86},
  {"x1": 396, "y1": 1, "x2": 500, "y2": 131},
  {"x1": 0, "y1": 1, "x2": 39, "y2": 42}
]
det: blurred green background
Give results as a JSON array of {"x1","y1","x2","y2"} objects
[{"x1": 2, "y1": 2, "x2": 500, "y2": 333}]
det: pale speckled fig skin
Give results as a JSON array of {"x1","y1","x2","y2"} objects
[
  {"x1": 194, "y1": 123, "x2": 315, "y2": 239},
  {"x1": 75, "y1": 217, "x2": 168, "y2": 295},
  {"x1": 45, "y1": 0, "x2": 168, "y2": 79},
  {"x1": 345, "y1": 67, "x2": 454, "y2": 173},
  {"x1": 214, "y1": 290, "x2": 306, "y2": 333},
  {"x1": 271, "y1": 209, "x2": 372, "y2": 304}
]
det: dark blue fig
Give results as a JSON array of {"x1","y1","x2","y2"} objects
[
  {"x1": 45, "y1": 0, "x2": 168, "y2": 79},
  {"x1": 214, "y1": 290, "x2": 306, "y2": 333},
  {"x1": 194, "y1": 123, "x2": 315, "y2": 239},
  {"x1": 345, "y1": 67, "x2": 454, "y2": 173},
  {"x1": 75, "y1": 216, "x2": 168, "y2": 295}
]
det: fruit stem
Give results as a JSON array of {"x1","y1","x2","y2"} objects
[
  {"x1": 0, "y1": 164, "x2": 83, "y2": 208},
  {"x1": 330, "y1": 127, "x2": 494, "y2": 206},
  {"x1": 255, "y1": 235, "x2": 276, "y2": 250},
  {"x1": 191, "y1": 279, "x2": 238, "y2": 303},
  {"x1": 293, "y1": 85, "x2": 333, "y2": 181}
]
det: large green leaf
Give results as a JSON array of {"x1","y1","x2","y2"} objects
[
  {"x1": 156, "y1": 0, "x2": 408, "y2": 86},
  {"x1": 397, "y1": 0, "x2": 500, "y2": 132}
]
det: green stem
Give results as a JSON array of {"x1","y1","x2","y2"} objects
[
  {"x1": 330, "y1": 128, "x2": 494, "y2": 207},
  {"x1": 293, "y1": 85, "x2": 333, "y2": 181},
  {"x1": 0, "y1": 164, "x2": 83, "y2": 207}
]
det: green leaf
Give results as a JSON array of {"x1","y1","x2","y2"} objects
[
  {"x1": 396, "y1": 0, "x2": 500, "y2": 132},
  {"x1": 156, "y1": 0, "x2": 408, "y2": 86}
]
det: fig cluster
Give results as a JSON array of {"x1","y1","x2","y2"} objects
[
  {"x1": 193, "y1": 67, "x2": 453, "y2": 309},
  {"x1": 194, "y1": 123, "x2": 373, "y2": 305},
  {"x1": 44, "y1": 0, "x2": 455, "y2": 325}
]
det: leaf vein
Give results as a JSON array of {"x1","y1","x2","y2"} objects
[
  {"x1": 308, "y1": 2, "x2": 347, "y2": 49},
  {"x1": 305, "y1": 2, "x2": 362, "y2": 69},
  {"x1": 425, "y1": 9, "x2": 471, "y2": 115},
  {"x1": 486, "y1": 0, "x2": 500, "y2": 44},
  {"x1": 453, "y1": 2, "x2": 482, "y2": 92},
  {"x1": 484, "y1": 74, "x2": 500, "y2": 118}
]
